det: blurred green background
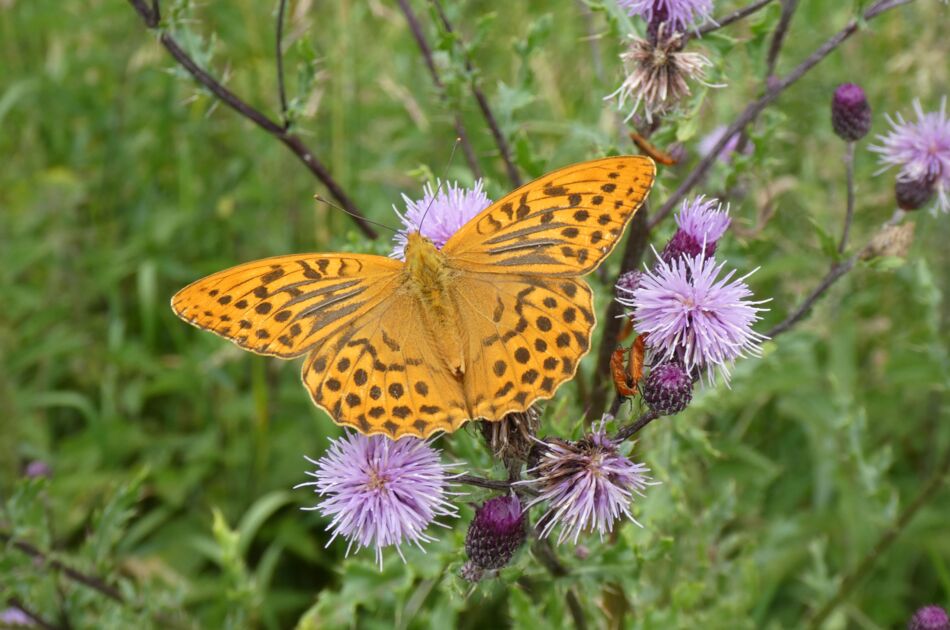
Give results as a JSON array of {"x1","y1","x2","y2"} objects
[{"x1": 1, "y1": 0, "x2": 948, "y2": 628}]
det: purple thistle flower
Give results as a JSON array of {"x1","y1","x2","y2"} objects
[
  {"x1": 296, "y1": 433, "x2": 458, "y2": 568},
  {"x1": 831, "y1": 83, "x2": 872, "y2": 142},
  {"x1": 661, "y1": 195, "x2": 730, "y2": 262},
  {"x1": 870, "y1": 97, "x2": 950, "y2": 214},
  {"x1": 0, "y1": 608, "x2": 33, "y2": 627},
  {"x1": 909, "y1": 605, "x2": 950, "y2": 630},
  {"x1": 462, "y1": 494, "x2": 526, "y2": 580},
  {"x1": 24, "y1": 460, "x2": 51, "y2": 478},
  {"x1": 698, "y1": 125, "x2": 754, "y2": 164},
  {"x1": 619, "y1": 0, "x2": 714, "y2": 33},
  {"x1": 622, "y1": 252, "x2": 768, "y2": 383},
  {"x1": 392, "y1": 179, "x2": 492, "y2": 259},
  {"x1": 524, "y1": 429, "x2": 658, "y2": 544}
]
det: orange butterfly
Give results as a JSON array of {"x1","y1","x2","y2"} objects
[{"x1": 172, "y1": 156, "x2": 656, "y2": 438}]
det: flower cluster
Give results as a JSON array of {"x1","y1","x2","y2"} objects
[
  {"x1": 871, "y1": 97, "x2": 950, "y2": 213},
  {"x1": 618, "y1": 196, "x2": 768, "y2": 390}
]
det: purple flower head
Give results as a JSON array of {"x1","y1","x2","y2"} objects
[
  {"x1": 909, "y1": 605, "x2": 950, "y2": 630},
  {"x1": 24, "y1": 460, "x2": 51, "y2": 478},
  {"x1": 831, "y1": 83, "x2": 872, "y2": 142},
  {"x1": 622, "y1": 251, "x2": 769, "y2": 383},
  {"x1": 619, "y1": 0, "x2": 714, "y2": 33},
  {"x1": 296, "y1": 433, "x2": 458, "y2": 568},
  {"x1": 0, "y1": 608, "x2": 33, "y2": 627},
  {"x1": 870, "y1": 97, "x2": 950, "y2": 214},
  {"x1": 392, "y1": 179, "x2": 492, "y2": 259},
  {"x1": 524, "y1": 427, "x2": 658, "y2": 544},
  {"x1": 462, "y1": 494, "x2": 526, "y2": 580},
  {"x1": 661, "y1": 195, "x2": 730, "y2": 262},
  {"x1": 642, "y1": 361, "x2": 693, "y2": 415},
  {"x1": 698, "y1": 125, "x2": 754, "y2": 164}
]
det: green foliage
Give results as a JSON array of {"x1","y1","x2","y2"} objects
[{"x1": 1, "y1": 0, "x2": 948, "y2": 628}]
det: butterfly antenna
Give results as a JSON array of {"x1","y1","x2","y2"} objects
[
  {"x1": 313, "y1": 195, "x2": 400, "y2": 233},
  {"x1": 418, "y1": 137, "x2": 462, "y2": 231}
]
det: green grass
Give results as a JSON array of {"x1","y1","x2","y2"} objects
[{"x1": 1, "y1": 0, "x2": 948, "y2": 628}]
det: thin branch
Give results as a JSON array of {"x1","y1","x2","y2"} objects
[
  {"x1": 395, "y1": 0, "x2": 483, "y2": 180},
  {"x1": 838, "y1": 142, "x2": 856, "y2": 254},
  {"x1": 649, "y1": 0, "x2": 915, "y2": 230},
  {"x1": 765, "y1": 256, "x2": 856, "y2": 338},
  {"x1": 589, "y1": 202, "x2": 651, "y2": 420},
  {"x1": 456, "y1": 474, "x2": 515, "y2": 491},
  {"x1": 3, "y1": 535, "x2": 124, "y2": 603},
  {"x1": 807, "y1": 445, "x2": 950, "y2": 628},
  {"x1": 275, "y1": 0, "x2": 290, "y2": 127},
  {"x1": 2, "y1": 534, "x2": 186, "y2": 628},
  {"x1": 764, "y1": 0, "x2": 800, "y2": 79},
  {"x1": 431, "y1": 0, "x2": 523, "y2": 187},
  {"x1": 613, "y1": 410, "x2": 661, "y2": 443},
  {"x1": 128, "y1": 0, "x2": 159, "y2": 27},
  {"x1": 126, "y1": 0, "x2": 378, "y2": 239},
  {"x1": 692, "y1": 0, "x2": 777, "y2": 39}
]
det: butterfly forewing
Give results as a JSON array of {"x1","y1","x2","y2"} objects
[
  {"x1": 171, "y1": 254, "x2": 402, "y2": 358},
  {"x1": 442, "y1": 156, "x2": 656, "y2": 276}
]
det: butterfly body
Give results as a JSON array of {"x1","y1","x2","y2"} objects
[
  {"x1": 172, "y1": 156, "x2": 656, "y2": 438},
  {"x1": 402, "y1": 230, "x2": 466, "y2": 376}
]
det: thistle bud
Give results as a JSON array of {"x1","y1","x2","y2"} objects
[
  {"x1": 615, "y1": 270, "x2": 643, "y2": 299},
  {"x1": 831, "y1": 83, "x2": 872, "y2": 142},
  {"x1": 461, "y1": 495, "x2": 526, "y2": 581},
  {"x1": 660, "y1": 229, "x2": 707, "y2": 264},
  {"x1": 908, "y1": 605, "x2": 950, "y2": 630},
  {"x1": 895, "y1": 175, "x2": 937, "y2": 211},
  {"x1": 642, "y1": 362, "x2": 693, "y2": 415}
]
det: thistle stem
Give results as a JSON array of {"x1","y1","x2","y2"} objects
[{"x1": 838, "y1": 142, "x2": 857, "y2": 254}]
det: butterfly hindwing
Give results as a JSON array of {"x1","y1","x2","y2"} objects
[
  {"x1": 301, "y1": 291, "x2": 470, "y2": 438},
  {"x1": 442, "y1": 156, "x2": 656, "y2": 276},
  {"x1": 172, "y1": 253, "x2": 402, "y2": 358},
  {"x1": 452, "y1": 273, "x2": 595, "y2": 421}
]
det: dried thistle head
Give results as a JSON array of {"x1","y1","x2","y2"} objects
[
  {"x1": 479, "y1": 407, "x2": 541, "y2": 464},
  {"x1": 606, "y1": 24, "x2": 714, "y2": 123},
  {"x1": 861, "y1": 221, "x2": 916, "y2": 261}
]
